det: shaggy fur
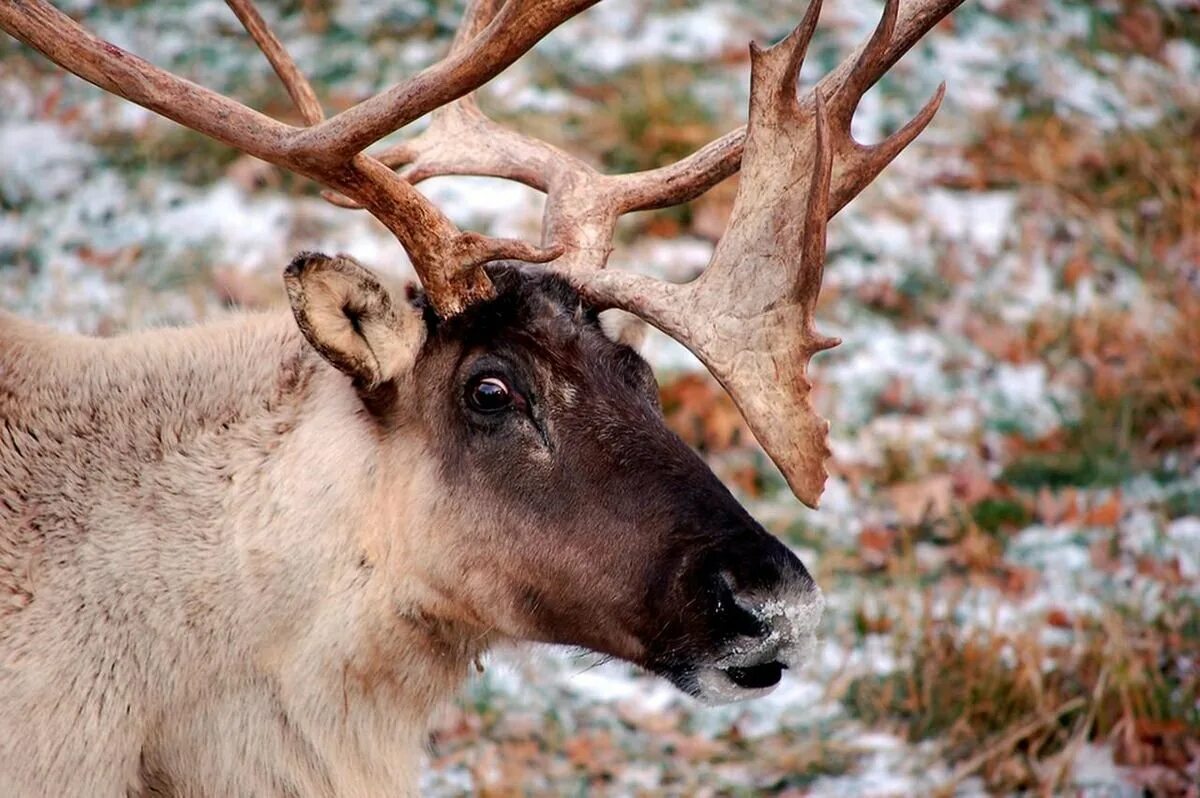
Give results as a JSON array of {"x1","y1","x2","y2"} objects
[{"x1": 0, "y1": 309, "x2": 465, "y2": 796}]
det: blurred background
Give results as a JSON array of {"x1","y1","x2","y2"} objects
[{"x1": 2, "y1": 0, "x2": 1198, "y2": 794}]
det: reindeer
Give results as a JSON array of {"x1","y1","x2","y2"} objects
[{"x1": 0, "y1": 0, "x2": 964, "y2": 795}]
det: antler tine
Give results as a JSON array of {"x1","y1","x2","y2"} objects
[
  {"x1": 821, "y1": 0, "x2": 947, "y2": 214},
  {"x1": 451, "y1": 0, "x2": 507, "y2": 49},
  {"x1": 289, "y1": 0, "x2": 601, "y2": 167},
  {"x1": 613, "y1": 0, "x2": 962, "y2": 218},
  {"x1": 1, "y1": 1, "x2": 293, "y2": 155},
  {"x1": 325, "y1": 0, "x2": 599, "y2": 212},
  {"x1": 225, "y1": 0, "x2": 323, "y2": 125},
  {"x1": 796, "y1": 94, "x2": 835, "y2": 310}
]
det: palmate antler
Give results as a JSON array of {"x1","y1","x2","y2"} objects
[{"x1": 0, "y1": 0, "x2": 965, "y2": 507}]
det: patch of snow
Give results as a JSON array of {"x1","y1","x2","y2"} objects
[
  {"x1": 924, "y1": 190, "x2": 1016, "y2": 257},
  {"x1": 1069, "y1": 744, "x2": 1140, "y2": 795},
  {"x1": 546, "y1": 2, "x2": 749, "y2": 73},
  {"x1": 1166, "y1": 517, "x2": 1200, "y2": 582},
  {"x1": 0, "y1": 122, "x2": 96, "y2": 205}
]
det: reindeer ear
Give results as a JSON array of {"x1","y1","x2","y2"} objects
[
  {"x1": 599, "y1": 309, "x2": 649, "y2": 351},
  {"x1": 284, "y1": 252, "x2": 425, "y2": 389}
]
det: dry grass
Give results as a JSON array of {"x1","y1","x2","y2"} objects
[
  {"x1": 1000, "y1": 284, "x2": 1200, "y2": 490},
  {"x1": 949, "y1": 106, "x2": 1199, "y2": 275},
  {"x1": 843, "y1": 592, "x2": 1199, "y2": 794}
]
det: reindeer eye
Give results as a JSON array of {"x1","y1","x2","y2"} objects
[{"x1": 467, "y1": 376, "x2": 512, "y2": 413}]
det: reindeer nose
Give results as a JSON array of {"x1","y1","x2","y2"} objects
[
  {"x1": 719, "y1": 529, "x2": 816, "y2": 599},
  {"x1": 709, "y1": 528, "x2": 818, "y2": 628},
  {"x1": 716, "y1": 571, "x2": 770, "y2": 638}
]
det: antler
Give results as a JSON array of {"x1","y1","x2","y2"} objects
[
  {"x1": 0, "y1": 0, "x2": 601, "y2": 315},
  {"x1": 336, "y1": 0, "x2": 961, "y2": 506},
  {"x1": 2, "y1": 0, "x2": 964, "y2": 507},
  {"x1": 571, "y1": 0, "x2": 957, "y2": 507}
]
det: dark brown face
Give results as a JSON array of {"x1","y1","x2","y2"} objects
[{"x1": 409, "y1": 265, "x2": 822, "y2": 704}]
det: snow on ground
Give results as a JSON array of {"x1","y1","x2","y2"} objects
[{"x1": 2, "y1": 0, "x2": 1197, "y2": 794}]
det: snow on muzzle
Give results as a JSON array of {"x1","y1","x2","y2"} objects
[{"x1": 691, "y1": 577, "x2": 825, "y2": 705}]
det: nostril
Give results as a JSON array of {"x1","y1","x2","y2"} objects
[{"x1": 715, "y1": 571, "x2": 769, "y2": 638}]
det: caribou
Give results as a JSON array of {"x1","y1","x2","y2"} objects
[{"x1": 0, "y1": 0, "x2": 964, "y2": 794}]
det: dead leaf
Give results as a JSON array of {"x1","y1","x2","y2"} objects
[
  {"x1": 858, "y1": 526, "x2": 897, "y2": 571},
  {"x1": 1045, "y1": 607, "x2": 1072, "y2": 628},
  {"x1": 1083, "y1": 491, "x2": 1123, "y2": 527},
  {"x1": 660, "y1": 373, "x2": 749, "y2": 452},
  {"x1": 888, "y1": 475, "x2": 954, "y2": 526}
]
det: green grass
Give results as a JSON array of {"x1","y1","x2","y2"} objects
[{"x1": 970, "y1": 498, "x2": 1032, "y2": 535}]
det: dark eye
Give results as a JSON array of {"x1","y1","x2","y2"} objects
[{"x1": 467, "y1": 376, "x2": 513, "y2": 413}]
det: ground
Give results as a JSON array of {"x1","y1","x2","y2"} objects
[{"x1": 1, "y1": 0, "x2": 1197, "y2": 795}]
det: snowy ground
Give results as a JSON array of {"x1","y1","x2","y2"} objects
[{"x1": 2, "y1": 0, "x2": 1197, "y2": 795}]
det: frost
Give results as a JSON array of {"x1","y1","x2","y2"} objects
[
  {"x1": 545, "y1": 2, "x2": 749, "y2": 73},
  {"x1": 1167, "y1": 517, "x2": 1200, "y2": 582},
  {"x1": 924, "y1": 190, "x2": 1016, "y2": 257},
  {"x1": 980, "y1": 362, "x2": 1071, "y2": 438},
  {"x1": 0, "y1": 123, "x2": 95, "y2": 205}
]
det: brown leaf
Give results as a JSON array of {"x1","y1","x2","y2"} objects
[
  {"x1": 952, "y1": 465, "x2": 998, "y2": 505},
  {"x1": 563, "y1": 730, "x2": 616, "y2": 775},
  {"x1": 858, "y1": 526, "x2": 897, "y2": 570},
  {"x1": 953, "y1": 529, "x2": 1002, "y2": 571},
  {"x1": 997, "y1": 564, "x2": 1037, "y2": 596},
  {"x1": 659, "y1": 373, "x2": 749, "y2": 452},
  {"x1": 888, "y1": 475, "x2": 954, "y2": 526},
  {"x1": 1083, "y1": 491, "x2": 1123, "y2": 527},
  {"x1": 1045, "y1": 607, "x2": 1072, "y2": 628}
]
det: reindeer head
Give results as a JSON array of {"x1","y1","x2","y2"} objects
[
  {"x1": 283, "y1": 253, "x2": 821, "y2": 701},
  {"x1": 3, "y1": 0, "x2": 964, "y2": 701}
]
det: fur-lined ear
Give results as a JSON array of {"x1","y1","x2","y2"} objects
[
  {"x1": 599, "y1": 309, "x2": 648, "y2": 351},
  {"x1": 284, "y1": 252, "x2": 424, "y2": 389}
]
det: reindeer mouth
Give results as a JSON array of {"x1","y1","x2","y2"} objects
[
  {"x1": 680, "y1": 658, "x2": 788, "y2": 704},
  {"x1": 724, "y1": 661, "x2": 786, "y2": 689}
]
